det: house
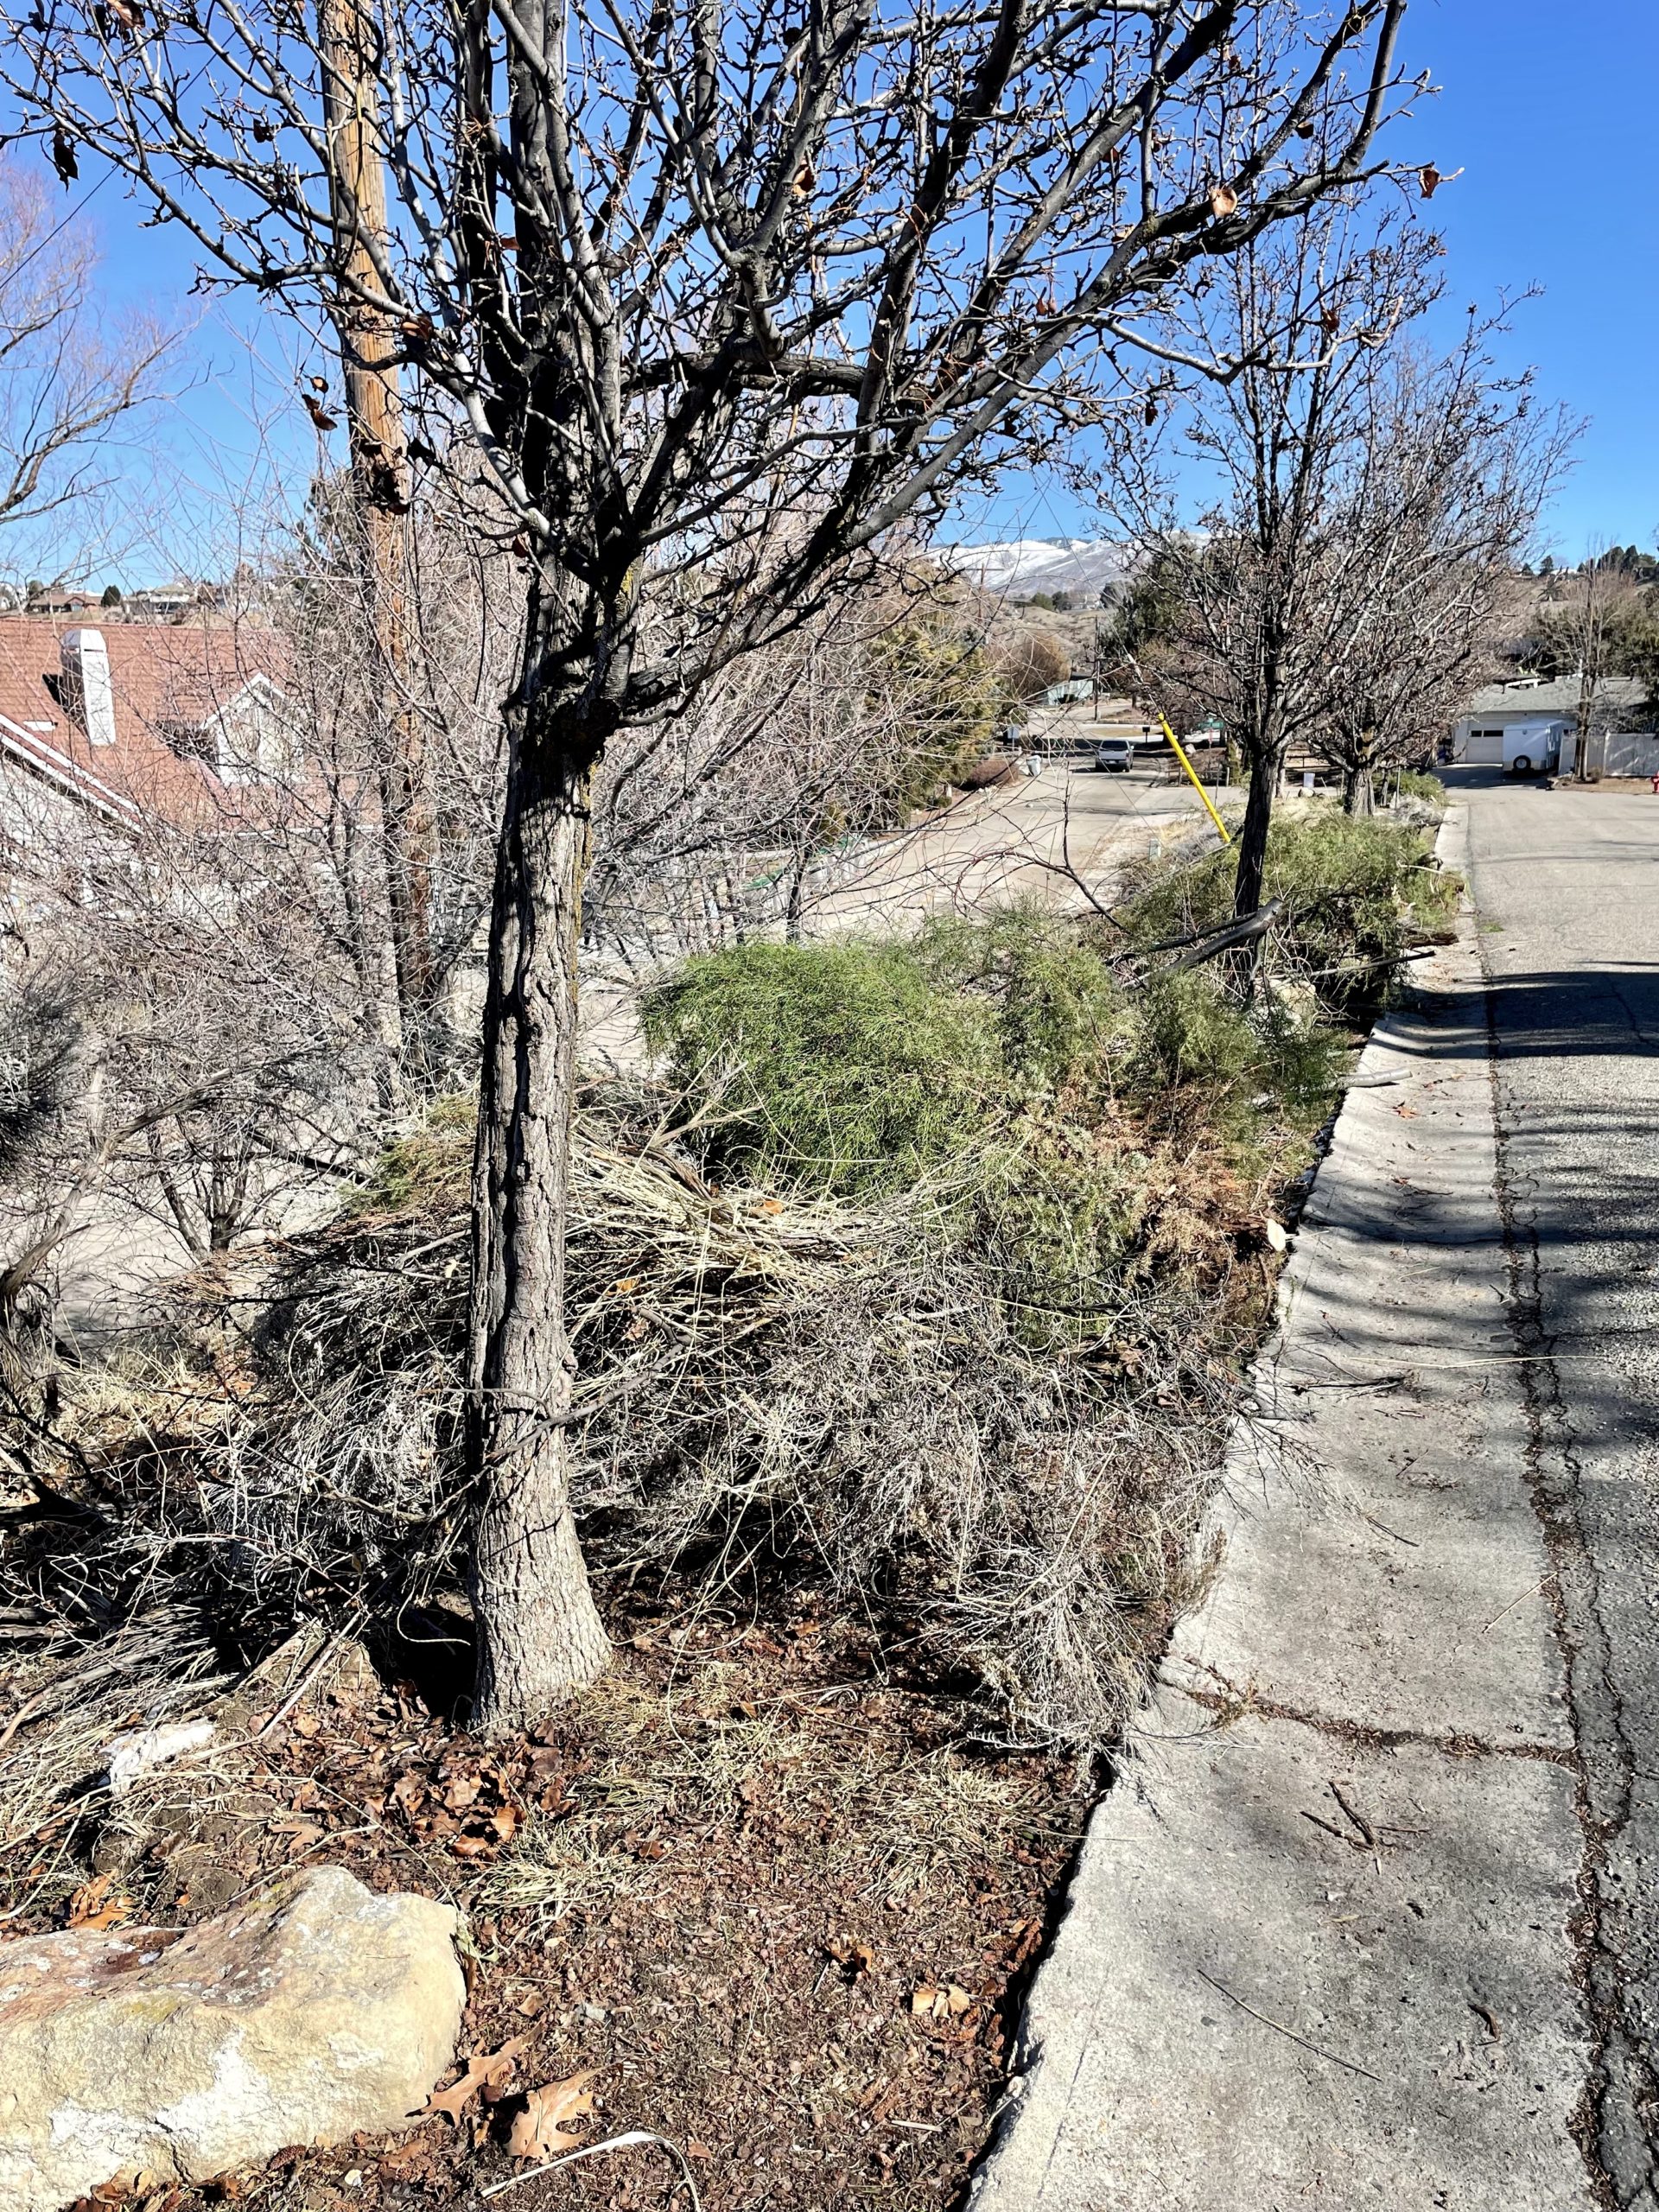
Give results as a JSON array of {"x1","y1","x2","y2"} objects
[
  {"x1": 0, "y1": 618, "x2": 295, "y2": 850},
  {"x1": 24, "y1": 589, "x2": 98, "y2": 617},
  {"x1": 123, "y1": 582, "x2": 223, "y2": 620},
  {"x1": 1451, "y1": 675, "x2": 1648, "y2": 765}
]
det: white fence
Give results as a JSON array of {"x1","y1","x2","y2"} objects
[{"x1": 1560, "y1": 729, "x2": 1659, "y2": 779}]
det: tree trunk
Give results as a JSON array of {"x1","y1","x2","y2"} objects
[
  {"x1": 785, "y1": 848, "x2": 810, "y2": 942},
  {"x1": 1233, "y1": 739, "x2": 1284, "y2": 918},
  {"x1": 467, "y1": 689, "x2": 612, "y2": 1736},
  {"x1": 1344, "y1": 760, "x2": 1375, "y2": 816},
  {"x1": 321, "y1": 0, "x2": 440, "y2": 1083}
]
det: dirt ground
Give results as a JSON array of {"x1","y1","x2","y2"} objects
[{"x1": 18, "y1": 1592, "x2": 1089, "y2": 2212}]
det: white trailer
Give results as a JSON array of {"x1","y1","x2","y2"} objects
[
  {"x1": 1453, "y1": 717, "x2": 1567, "y2": 773},
  {"x1": 1497, "y1": 721, "x2": 1565, "y2": 774}
]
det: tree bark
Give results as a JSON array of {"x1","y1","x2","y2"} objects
[
  {"x1": 320, "y1": 0, "x2": 440, "y2": 1083},
  {"x1": 1233, "y1": 739, "x2": 1285, "y2": 918},
  {"x1": 1344, "y1": 760, "x2": 1375, "y2": 816},
  {"x1": 467, "y1": 668, "x2": 612, "y2": 1735}
]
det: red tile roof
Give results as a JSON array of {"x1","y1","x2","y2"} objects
[{"x1": 0, "y1": 616, "x2": 288, "y2": 828}]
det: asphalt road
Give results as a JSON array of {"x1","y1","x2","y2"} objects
[{"x1": 1459, "y1": 766, "x2": 1659, "y2": 2206}]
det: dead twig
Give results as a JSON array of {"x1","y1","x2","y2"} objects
[
  {"x1": 1193, "y1": 1967, "x2": 1383, "y2": 2083},
  {"x1": 479, "y1": 2130, "x2": 704, "y2": 2209}
]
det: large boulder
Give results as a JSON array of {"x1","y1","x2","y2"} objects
[{"x1": 0, "y1": 1866, "x2": 464, "y2": 2212}]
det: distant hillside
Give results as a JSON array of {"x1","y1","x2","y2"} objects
[{"x1": 939, "y1": 537, "x2": 1133, "y2": 603}]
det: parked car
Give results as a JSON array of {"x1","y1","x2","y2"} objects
[{"x1": 1095, "y1": 737, "x2": 1135, "y2": 773}]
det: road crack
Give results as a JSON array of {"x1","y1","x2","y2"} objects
[{"x1": 1482, "y1": 954, "x2": 1659, "y2": 2212}]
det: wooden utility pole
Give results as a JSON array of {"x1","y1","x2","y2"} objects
[{"x1": 319, "y1": 0, "x2": 438, "y2": 1076}]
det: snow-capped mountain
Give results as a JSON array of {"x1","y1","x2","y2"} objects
[{"x1": 939, "y1": 537, "x2": 1134, "y2": 599}]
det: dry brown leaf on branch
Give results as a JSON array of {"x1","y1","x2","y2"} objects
[
  {"x1": 418, "y1": 2037, "x2": 529, "y2": 2125},
  {"x1": 507, "y1": 2072, "x2": 598, "y2": 2159},
  {"x1": 1417, "y1": 163, "x2": 1463, "y2": 199}
]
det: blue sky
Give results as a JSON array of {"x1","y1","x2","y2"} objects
[
  {"x1": 38, "y1": 0, "x2": 1659, "y2": 576},
  {"x1": 963, "y1": 0, "x2": 1659, "y2": 557},
  {"x1": 1357, "y1": 0, "x2": 1656, "y2": 561}
]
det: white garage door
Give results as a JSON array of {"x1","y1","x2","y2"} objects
[{"x1": 1463, "y1": 728, "x2": 1504, "y2": 765}]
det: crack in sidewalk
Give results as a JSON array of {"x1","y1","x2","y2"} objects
[
  {"x1": 1481, "y1": 954, "x2": 1659, "y2": 2212},
  {"x1": 1173, "y1": 1669, "x2": 1573, "y2": 1768}
]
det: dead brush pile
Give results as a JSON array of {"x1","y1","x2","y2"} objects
[
  {"x1": 10, "y1": 899, "x2": 1334, "y2": 1765},
  {"x1": 6, "y1": 810, "x2": 1454, "y2": 1793}
]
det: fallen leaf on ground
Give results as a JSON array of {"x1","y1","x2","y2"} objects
[
  {"x1": 1263, "y1": 1217, "x2": 1289, "y2": 1253},
  {"x1": 829, "y1": 1936, "x2": 877, "y2": 1975},
  {"x1": 417, "y1": 2037, "x2": 529, "y2": 2125},
  {"x1": 507, "y1": 2071, "x2": 597, "y2": 2158},
  {"x1": 67, "y1": 1876, "x2": 132, "y2": 1931},
  {"x1": 1394, "y1": 1103, "x2": 1419, "y2": 1119},
  {"x1": 911, "y1": 1982, "x2": 973, "y2": 2021}
]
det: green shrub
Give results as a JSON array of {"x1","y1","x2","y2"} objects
[
  {"x1": 1123, "y1": 970, "x2": 1343, "y2": 1144},
  {"x1": 641, "y1": 938, "x2": 1003, "y2": 1195},
  {"x1": 341, "y1": 1090, "x2": 473, "y2": 1217},
  {"x1": 1118, "y1": 804, "x2": 1454, "y2": 1018},
  {"x1": 1129, "y1": 970, "x2": 1261, "y2": 1097},
  {"x1": 915, "y1": 909, "x2": 1130, "y2": 1093}
]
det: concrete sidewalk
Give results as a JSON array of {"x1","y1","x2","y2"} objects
[{"x1": 972, "y1": 808, "x2": 1598, "y2": 2210}]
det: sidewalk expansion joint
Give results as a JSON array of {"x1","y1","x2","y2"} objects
[{"x1": 1483, "y1": 950, "x2": 1656, "y2": 2212}]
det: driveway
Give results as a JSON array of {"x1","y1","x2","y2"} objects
[{"x1": 804, "y1": 754, "x2": 1229, "y2": 932}]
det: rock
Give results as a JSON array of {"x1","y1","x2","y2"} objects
[
  {"x1": 0, "y1": 1866, "x2": 464, "y2": 2212},
  {"x1": 104, "y1": 1719, "x2": 218, "y2": 1797}
]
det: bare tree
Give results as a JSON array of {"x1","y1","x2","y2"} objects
[
  {"x1": 0, "y1": 156, "x2": 175, "y2": 575},
  {"x1": 1317, "y1": 337, "x2": 1571, "y2": 811},
  {"x1": 1108, "y1": 196, "x2": 1453, "y2": 912},
  {"x1": 585, "y1": 570, "x2": 998, "y2": 963},
  {"x1": 0, "y1": 480, "x2": 511, "y2": 1328},
  {"x1": 1527, "y1": 546, "x2": 1646, "y2": 781},
  {"x1": 8, "y1": 0, "x2": 1419, "y2": 1726}
]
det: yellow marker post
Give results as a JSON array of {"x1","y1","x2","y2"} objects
[{"x1": 1158, "y1": 713, "x2": 1231, "y2": 846}]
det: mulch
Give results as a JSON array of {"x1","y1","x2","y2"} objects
[{"x1": 38, "y1": 1594, "x2": 1090, "y2": 2212}]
